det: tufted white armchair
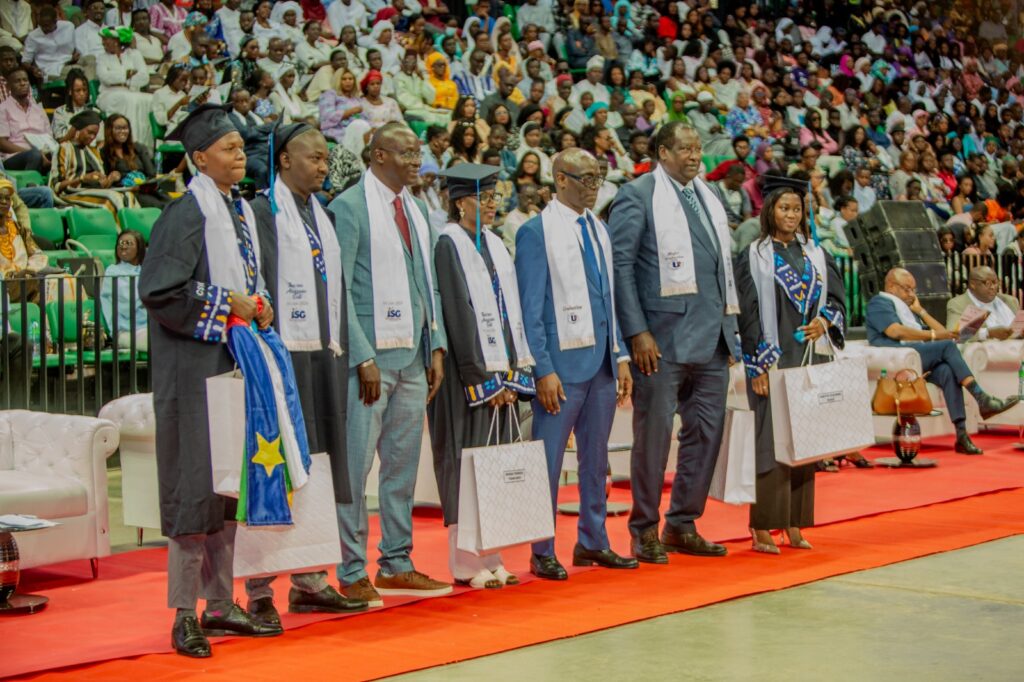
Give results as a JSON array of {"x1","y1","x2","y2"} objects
[
  {"x1": 0, "y1": 411, "x2": 120, "y2": 573},
  {"x1": 961, "y1": 340, "x2": 1024, "y2": 429}
]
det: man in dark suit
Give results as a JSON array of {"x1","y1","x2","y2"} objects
[
  {"x1": 515, "y1": 148, "x2": 638, "y2": 580},
  {"x1": 609, "y1": 122, "x2": 740, "y2": 563}
]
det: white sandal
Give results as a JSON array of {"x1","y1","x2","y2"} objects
[
  {"x1": 491, "y1": 565, "x2": 519, "y2": 586},
  {"x1": 454, "y1": 569, "x2": 502, "y2": 589}
]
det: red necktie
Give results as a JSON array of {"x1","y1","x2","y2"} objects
[{"x1": 392, "y1": 196, "x2": 412, "y2": 253}]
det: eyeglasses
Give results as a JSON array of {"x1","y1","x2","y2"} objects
[
  {"x1": 670, "y1": 145, "x2": 703, "y2": 156},
  {"x1": 561, "y1": 171, "x2": 602, "y2": 189},
  {"x1": 477, "y1": 191, "x2": 504, "y2": 205},
  {"x1": 380, "y1": 148, "x2": 423, "y2": 163},
  {"x1": 116, "y1": 239, "x2": 136, "y2": 247}
]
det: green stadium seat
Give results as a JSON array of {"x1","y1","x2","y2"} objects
[
  {"x1": 72, "y1": 234, "x2": 117, "y2": 253},
  {"x1": 28, "y1": 208, "x2": 66, "y2": 247},
  {"x1": 7, "y1": 303, "x2": 43, "y2": 346},
  {"x1": 408, "y1": 120, "x2": 429, "y2": 140},
  {"x1": 117, "y1": 207, "x2": 161, "y2": 242},
  {"x1": 6, "y1": 170, "x2": 46, "y2": 189},
  {"x1": 67, "y1": 207, "x2": 118, "y2": 240}
]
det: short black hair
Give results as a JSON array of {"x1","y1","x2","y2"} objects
[
  {"x1": 628, "y1": 130, "x2": 649, "y2": 144},
  {"x1": 834, "y1": 195, "x2": 858, "y2": 211},
  {"x1": 426, "y1": 125, "x2": 448, "y2": 143},
  {"x1": 654, "y1": 121, "x2": 697, "y2": 155}
]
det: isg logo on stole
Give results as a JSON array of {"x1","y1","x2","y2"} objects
[
  {"x1": 290, "y1": 310, "x2": 307, "y2": 320},
  {"x1": 387, "y1": 308, "x2": 402, "y2": 319}
]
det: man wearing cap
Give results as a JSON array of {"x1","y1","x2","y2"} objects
[
  {"x1": 515, "y1": 148, "x2": 638, "y2": 580},
  {"x1": 609, "y1": 121, "x2": 741, "y2": 564},
  {"x1": 453, "y1": 48, "x2": 496, "y2": 102},
  {"x1": 572, "y1": 56, "x2": 610, "y2": 108},
  {"x1": 139, "y1": 104, "x2": 283, "y2": 657},
  {"x1": 243, "y1": 122, "x2": 369, "y2": 624},
  {"x1": 328, "y1": 121, "x2": 450, "y2": 607}
]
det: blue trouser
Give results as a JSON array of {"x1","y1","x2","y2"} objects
[
  {"x1": 18, "y1": 186, "x2": 54, "y2": 208},
  {"x1": 336, "y1": 358, "x2": 428, "y2": 585},
  {"x1": 907, "y1": 339, "x2": 973, "y2": 429},
  {"x1": 628, "y1": 351, "x2": 730, "y2": 537},
  {"x1": 530, "y1": 361, "x2": 617, "y2": 557}
]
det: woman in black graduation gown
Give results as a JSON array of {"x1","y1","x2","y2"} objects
[
  {"x1": 735, "y1": 178, "x2": 847, "y2": 555},
  {"x1": 428, "y1": 163, "x2": 535, "y2": 589}
]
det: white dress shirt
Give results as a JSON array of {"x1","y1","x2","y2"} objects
[
  {"x1": 967, "y1": 290, "x2": 1017, "y2": 340},
  {"x1": 23, "y1": 21, "x2": 76, "y2": 78},
  {"x1": 75, "y1": 20, "x2": 105, "y2": 59}
]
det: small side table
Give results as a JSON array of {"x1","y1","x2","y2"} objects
[{"x1": 0, "y1": 525, "x2": 52, "y2": 616}]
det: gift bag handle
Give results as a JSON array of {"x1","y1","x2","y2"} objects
[{"x1": 801, "y1": 324, "x2": 838, "y2": 367}]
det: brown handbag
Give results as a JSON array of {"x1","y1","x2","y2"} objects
[{"x1": 871, "y1": 369, "x2": 934, "y2": 416}]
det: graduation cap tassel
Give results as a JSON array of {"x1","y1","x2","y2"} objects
[
  {"x1": 474, "y1": 178, "x2": 481, "y2": 253},
  {"x1": 806, "y1": 180, "x2": 820, "y2": 247},
  {"x1": 268, "y1": 127, "x2": 279, "y2": 214}
]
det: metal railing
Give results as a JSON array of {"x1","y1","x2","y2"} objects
[{"x1": 1, "y1": 274, "x2": 149, "y2": 415}]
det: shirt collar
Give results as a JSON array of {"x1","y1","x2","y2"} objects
[{"x1": 367, "y1": 167, "x2": 399, "y2": 203}]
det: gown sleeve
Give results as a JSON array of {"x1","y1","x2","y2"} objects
[
  {"x1": 433, "y1": 235, "x2": 505, "y2": 406},
  {"x1": 819, "y1": 250, "x2": 847, "y2": 348},
  {"x1": 735, "y1": 247, "x2": 781, "y2": 377},
  {"x1": 139, "y1": 196, "x2": 234, "y2": 343}
]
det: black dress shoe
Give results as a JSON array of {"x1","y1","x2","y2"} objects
[
  {"x1": 977, "y1": 394, "x2": 1020, "y2": 420},
  {"x1": 172, "y1": 616, "x2": 211, "y2": 658},
  {"x1": 289, "y1": 586, "x2": 368, "y2": 614},
  {"x1": 247, "y1": 597, "x2": 280, "y2": 627},
  {"x1": 661, "y1": 527, "x2": 727, "y2": 557},
  {"x1": 530, "y1": 554, "x2": 568, "y2": 580},
  {"x1": 955, "y1": 431, "x2": 984, "y2": 455},
  {"x1": 631, "y1": 527, "x2": 668, "y2": 564},
  {"x1": 201, "y1": 603, "x2": 284, "y2": 637},
  {"x1": 572, "y1": 544, "x2": 639, "y2": 569}
]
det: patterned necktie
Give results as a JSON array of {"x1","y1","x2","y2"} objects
[
  {"x1": 392, "y1": 195, "x2": 413, "y2": 253},
  {"x1": 681, "y1": 185, "x2": 719, "y2": 251},
  {"x1": 577, "y1": 216, "x2": 601, "y2": 288}
]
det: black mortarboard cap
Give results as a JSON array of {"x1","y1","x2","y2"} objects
[
  {"x1": 269, "y1": 121, "x2": 317, "y2": 213},
  {"x1": 761, "y1": 173, "x2": 811, "y2": 197},
  {"x1": 69, "y1": 109, "x2": 102, "y2": 129},
  {"x1": 166, "y1": 103, "x2": 239, "y2": 157},
  {"x1": 440, "y1": 163, "x2": 499, "y2": 201}
]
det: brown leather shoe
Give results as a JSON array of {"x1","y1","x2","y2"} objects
[
  {"x1": 374, "y1": 570, "x2": 453, "y2": 598},
  {"x1": 631, "y1": 527, "x2": 668, "y2": 564},
  {"x1": 661, "y1": 527, "x2": 727, "y2": 557},
  {"x1": 340, "y1": 577, "x2": 384, "y2": 608}
]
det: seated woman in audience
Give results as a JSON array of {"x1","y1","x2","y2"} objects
[
  {"x1": 962, "y1": 222, "x2": 997, "y2": 268},
  {"x1": 0, "y1": 178, "x2": 49, "y2": 283},
  {"x1": 51, "y1": 70, "x2": 100, "y2": 144},
  {"x1": 152, "y1": 65, "x2": 194, "y2": 134},
  {"x1": 95, "y1": 26, "x2": 154, "y2": 148},
  {"x1": 513, "y1": 150, "x2": 545, "y2": 191},
  {"x1": 951, "y1": 176, "x2": 978, "y2": 215},
  {"x1": 247, "y1": 69, "x2": 279, "y2": 121},
  {"x1": 270, "y1": 63, "x2": 318, "y2": 125},
  {"x1": 448, "y1": 122, "x2": 482, "y2": 164},
  {"x1": 100, "y1": 229, "x2": 148, "y2": 352},
  {"x1": 319, "y1": 69, "x2": 363, "y2": 142},
  {"x1": 49, "y1": 110, "x2": 139, "y2": 217},
  {"x1": 307, "y1": 49, "x2": 349, "y2": 104},
  {"x1": 100, "y1": 115, "x2": 169, "y2": 209},
  {"x1": 515, "y1": 122, "x2": 553, "y2": 184},
  {"x1": 429, "y1": 164, "x2": 533, "y2": 591},
  {"x1": 487, "y1": 104, "x2": 519, "y2": 152},
  {"x1": 841, "y1": 125, "x2": 892, "y2": 198},
  {"x1": 449, "y1": 96, "x2": 489, "y2": 144},
  {"x1": 224, "y1": 35, "x2": 262, "y2": 91},
  {"x1": 736, "y1": 181, "x2": 846, "y2": 555},
  {"x1": 426, "y1": 51, "x2": 459, "y2": 112},
  {"x1": 358, "y1": 70, "x2": 403, "y2": 130}
]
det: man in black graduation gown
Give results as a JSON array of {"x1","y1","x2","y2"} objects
[
  {"x1": 139, "y1": 104, "x2": 283, "y2": 658},
  {"x1": 245, "y1": 122, "x2": 368, "y2": 622}
]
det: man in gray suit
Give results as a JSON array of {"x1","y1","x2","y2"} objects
[
  {"x1": 329, "y1": 122, "x2": 450, "y2": 607},
  {"x1": 609, "y1": 122, "x2": 740, "y2": 563}
]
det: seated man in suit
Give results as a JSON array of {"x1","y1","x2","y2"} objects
[
  {"x1": 865, "y1": 267, "x2": 1019, "y2": 455},
  {"x1": 946, "y1": 266, "x2": 1020, "y2": 341},
  {"x1": 227, "y1": 89, "x2": 274, "y2": 188},
  {"x1": 515, "y1": 148, "x2": 638, "y2": 579}
]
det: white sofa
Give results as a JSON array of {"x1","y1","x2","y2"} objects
[
  {"x1": 961, "y1": 340, "x2": 1024, "y2": 429},
  {"x1": 0, "y1": 410, "x2": 119, "y2": 572}
]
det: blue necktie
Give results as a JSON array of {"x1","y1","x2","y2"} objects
[{"x1": 577, "y1": 216, "x2": 600, "y2": 287}]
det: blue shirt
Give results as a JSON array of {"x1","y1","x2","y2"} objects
[{"x1": 100, "y1": 261, "x2": 147, "y2": 335}]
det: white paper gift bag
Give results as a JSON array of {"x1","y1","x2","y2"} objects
[
  {"x1": 769, "y1": 352, "x2": 874, "y2": 466},
  {"x1": 457, "y1": 408, "x2": 554, "y2": 555},
  {"x1": 206, "y1": 370, "x2": 245, "y2": 497},
  {"x1": 709, "y1": 408, "x2": 757, "y2": 505},
  {"x1": 233, "y1": 453, "x2": 343, "y2": 578}
]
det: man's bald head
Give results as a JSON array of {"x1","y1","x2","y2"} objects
[
  {"x1": 884, "y1": 268, "x2": 917, "y2": 306},
  {"x1": 552, "y1": 148, "x2": 599, "y2": 214},
  {"x1": 369, "y1": 122, "x2": 421, "y2": 192},
  {"x1": 552, "y1": 147, "x2": 595, "y2": 177},
  {"x1": 968, "y1": 266, "x2": 1001, "y2": 304}
]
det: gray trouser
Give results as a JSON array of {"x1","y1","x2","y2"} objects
[
  {"x1": 245, "y1": 571, "x2": 329, "y2": 601},
  {"x1": 166, "y1": 524, "x2": 236, "y2": 610}
]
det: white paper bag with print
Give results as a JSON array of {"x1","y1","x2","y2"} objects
[
  {"x1": 709, "y1": 408, "x2": 757, "y2": 504},
  {"x1": 233, "y1": 453, "x2": 343, "y2": 578},
  {"x1": 769, "y1": 354, "x2": 874, "y2": 466},
  {"x1": 457, "y1": 407, "x2": 555, "y2": 555},
  {"x1": 206, "y1": 370, "x2": 245, "y2": 497}
]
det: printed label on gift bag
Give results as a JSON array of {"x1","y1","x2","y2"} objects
[
  {"x1": 817, "y1": 390, "x2": 844, "y2": 405},
  {"x1": 503, "y1": 468, "x2": 526, "y2": 484}
]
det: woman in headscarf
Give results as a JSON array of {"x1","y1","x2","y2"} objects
[
  {"x1": 664, "y1": 92, "x2": 691, "y2": 124},
  {"x1": 368, "y1": 21, "x2": 402, "y2": 75},
  {"x1": 306, "y1": 48, "x2": 349, "y2": 104},
  {"x1": 425, "y1": 51, "x2": 459, "y2": 111},
  {"x1": 358, "y1": 70, "x2": 402, "y2": 130},
  {"x1": 49, "y1": 110, "x2": 139, "y2": 217},
  {"x1": 0, "y1": 178, "x2": 49, "y2": 283},
  {"x1": 96, "y1": 26, "x2": 154, "y2": 148},
  {"x1": 514, "y1": 122, "x2": 553, "y2": 184},
  {"x1": 223, "y1": 35, "x2": 262, "y2": 91},
  {"x1": 319, "y1": 69, "x2": 363, "y2": 142},
  {"x1": 490, "y1": 19, "x2": 521, "y2": 81},
  {"x1": 270, "y1": 63, "x2": 318, "y2": 124},
  {"x1": 269, "y1": 1, "x2": 304, "y2": 47}
]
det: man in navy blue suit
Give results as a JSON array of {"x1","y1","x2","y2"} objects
[
  {"x1": 514, "y1": 148, "x2": 639, "y2": 580},
  {"x1": 609, "y1": 122, "x2": 741, "y2": 563}
]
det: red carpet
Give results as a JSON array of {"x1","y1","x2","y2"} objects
[{"x1": 5, "y1": 431, "x2": 1024, "y2": 680}]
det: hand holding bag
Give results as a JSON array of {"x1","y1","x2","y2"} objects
[
  {"x1": 871, "y1": 368, "x2": 934, "y2": 416},
  {"x1": 457, "y1": 405, "x2": 555, "y2": 556}
]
